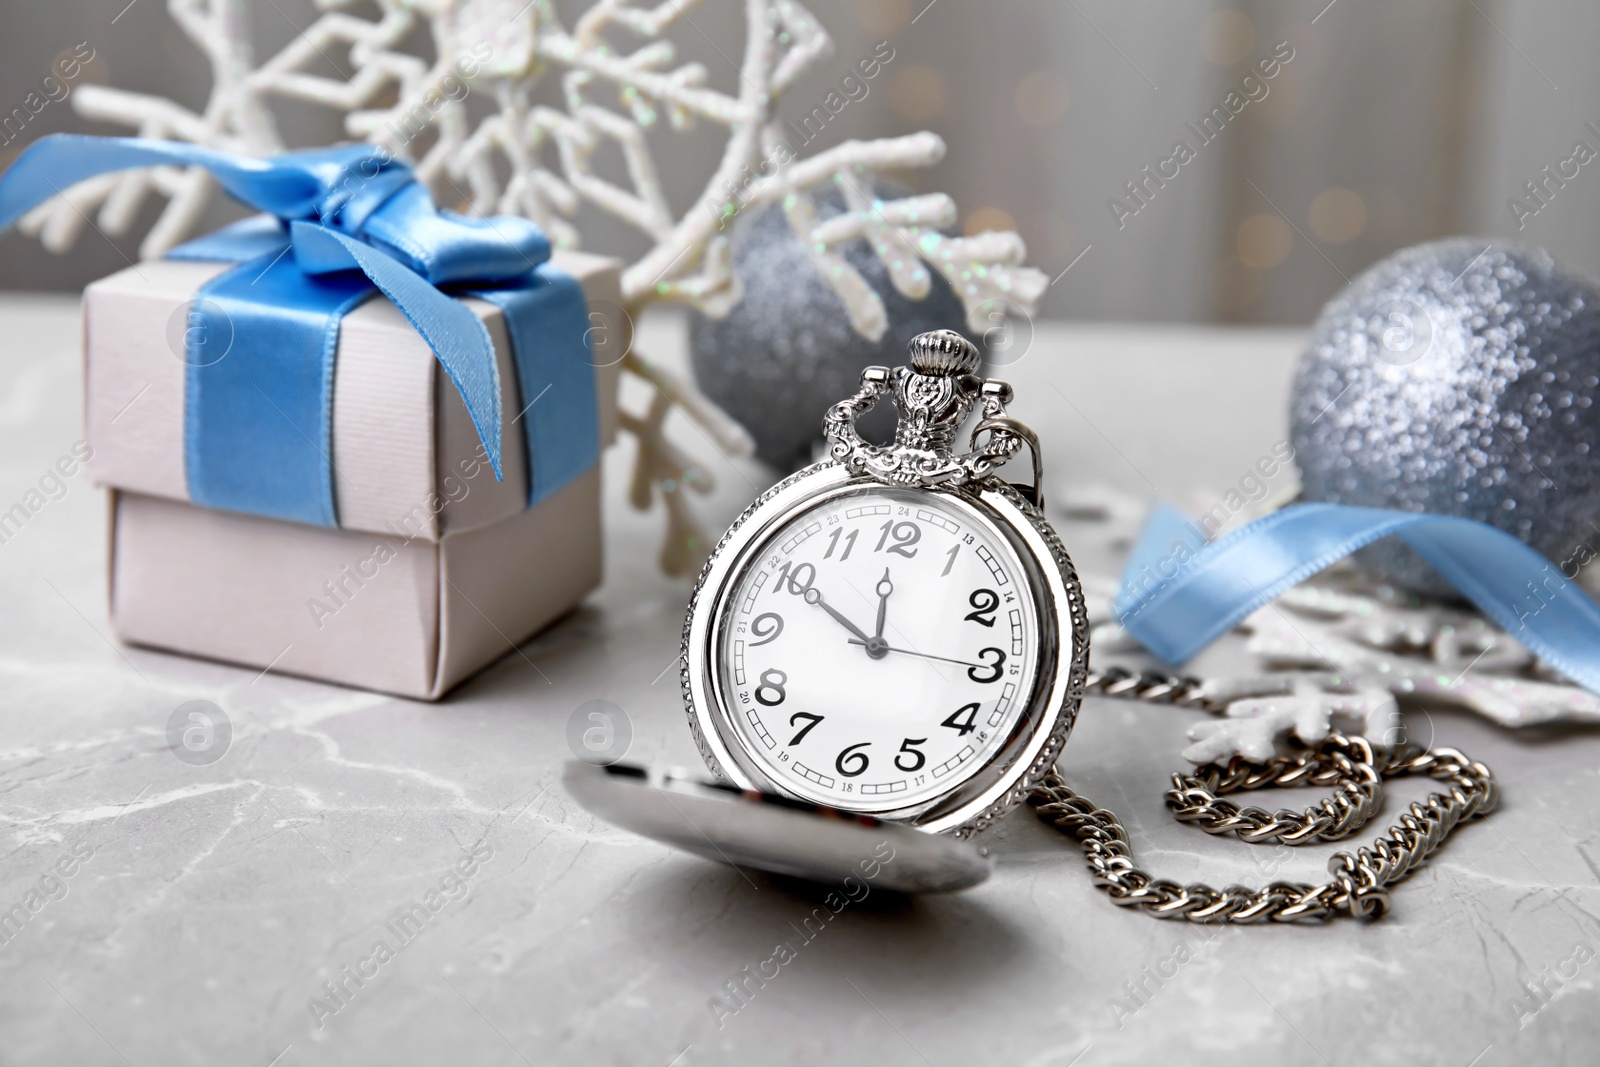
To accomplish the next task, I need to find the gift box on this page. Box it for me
[0,136,627,699]
[87,251,623,699]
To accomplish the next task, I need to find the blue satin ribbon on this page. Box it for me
[0,135,599,525]
[1115,502,1600,695]
[472,269,598,504]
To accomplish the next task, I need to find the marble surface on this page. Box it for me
[2,301,1598,1067]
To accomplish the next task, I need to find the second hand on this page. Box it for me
[846,639,985,671]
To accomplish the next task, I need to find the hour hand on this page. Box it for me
[874,568,893,641]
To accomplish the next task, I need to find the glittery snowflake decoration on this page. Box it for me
[1180,675,1401,765]
[1091,563,1600,764]
[1239,567,1600,729]
[18,0,1048,574]
[1056,476,1600,760]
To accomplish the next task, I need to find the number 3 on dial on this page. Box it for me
[967,648,1005,683]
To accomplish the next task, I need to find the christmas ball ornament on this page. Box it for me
[1291,238,1600,594]
[690,186,975,471]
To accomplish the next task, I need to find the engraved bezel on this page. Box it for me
[681,460,1088,837]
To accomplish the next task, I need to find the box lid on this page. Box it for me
[84,250,623,542]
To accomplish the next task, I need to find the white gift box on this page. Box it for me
[84,250,626,698]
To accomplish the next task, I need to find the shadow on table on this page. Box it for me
[618,854,1034,996]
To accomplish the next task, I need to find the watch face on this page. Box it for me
[711,485,1042,812]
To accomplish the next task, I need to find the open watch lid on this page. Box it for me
[564,761,993,894]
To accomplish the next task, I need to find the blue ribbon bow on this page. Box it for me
[1116,501,1600,696]
[0,135,598,527]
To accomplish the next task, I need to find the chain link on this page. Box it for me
[1082,664,1221,711]
[1033,668,1499,922]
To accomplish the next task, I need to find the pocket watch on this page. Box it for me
[578,330,1498,915]
[680,330,1089,837]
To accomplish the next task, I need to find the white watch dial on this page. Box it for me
[713,486,1040,811]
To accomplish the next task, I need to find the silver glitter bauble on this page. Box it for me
[689,185,973,471]
[1291,238,1600,594]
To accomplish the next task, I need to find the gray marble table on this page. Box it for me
[2,301,1597,1067]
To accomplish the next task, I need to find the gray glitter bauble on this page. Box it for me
[690,186,974,471]
[1290,238,1600,594]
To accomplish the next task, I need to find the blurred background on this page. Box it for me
[3,0,1599,325]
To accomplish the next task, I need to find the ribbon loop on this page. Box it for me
[0,136,394,231]
[349,183,551,286]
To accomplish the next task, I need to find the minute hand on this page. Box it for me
[805,588,873,644]
[846,639,985,671]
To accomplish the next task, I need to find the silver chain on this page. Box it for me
[1032,666,1500,922]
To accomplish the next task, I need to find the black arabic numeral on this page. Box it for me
[965,588,999,627]
[787,712,822,745]
[894,737,927,772]
[835,742,870,778]
[968,648,1005,684]
[749,612,784,647]
[942,703,978,736]
[755,668,788,706]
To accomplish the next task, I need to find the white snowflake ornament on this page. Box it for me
[1183,676,1399,765]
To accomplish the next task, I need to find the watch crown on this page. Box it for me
[907,329,980,378]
